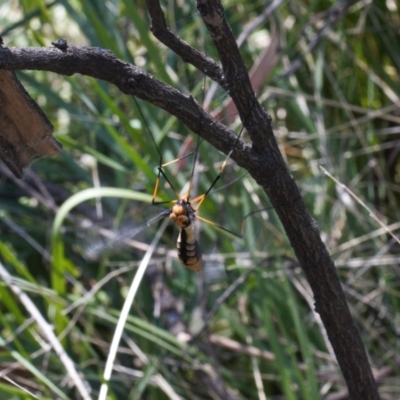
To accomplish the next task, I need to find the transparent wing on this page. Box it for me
[80,207,171,261]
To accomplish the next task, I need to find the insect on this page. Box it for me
[137,95,244,272]
[82,79,251,271]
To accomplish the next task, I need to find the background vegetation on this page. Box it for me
[0,0,399,398]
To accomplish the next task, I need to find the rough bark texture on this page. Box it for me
[0,0,380,398]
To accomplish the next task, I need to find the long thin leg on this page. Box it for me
[196,215,243,238]
[191,120,246,211]
[196,206,274,239]
[133,97,195,204]
[189,148,234,212]
[152,153,196,204]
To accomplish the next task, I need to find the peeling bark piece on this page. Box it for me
[0,70,62,178]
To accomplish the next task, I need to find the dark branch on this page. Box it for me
[196,1,380,399]
[0,45,254,171]
[196,0,274,154]
[146,0,227,90]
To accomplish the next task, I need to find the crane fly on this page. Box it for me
[83,86,248,271]
[137,95,245,273]
[150,147,242,272]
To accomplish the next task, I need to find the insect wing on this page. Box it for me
[83,207,170,260]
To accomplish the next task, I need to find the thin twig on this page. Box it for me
[146,0,226,89]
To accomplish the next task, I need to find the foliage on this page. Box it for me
[0,0,399,398]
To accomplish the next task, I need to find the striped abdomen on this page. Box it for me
[169,195,203,272]
[176,224,202,272]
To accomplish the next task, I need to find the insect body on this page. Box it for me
[169,193,202,272]
[150,139,239,272]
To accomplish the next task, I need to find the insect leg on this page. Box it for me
[196,214,243,238]
[152,152,197,205]
[189,147,234,212]
[196,207,273,239]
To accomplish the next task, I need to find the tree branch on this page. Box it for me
[195,1,380,399]
[0,45,251,166]
[146,0,227,90]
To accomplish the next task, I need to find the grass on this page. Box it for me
[0,0,399,398]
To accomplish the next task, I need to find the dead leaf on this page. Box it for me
[0,70,62,178]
